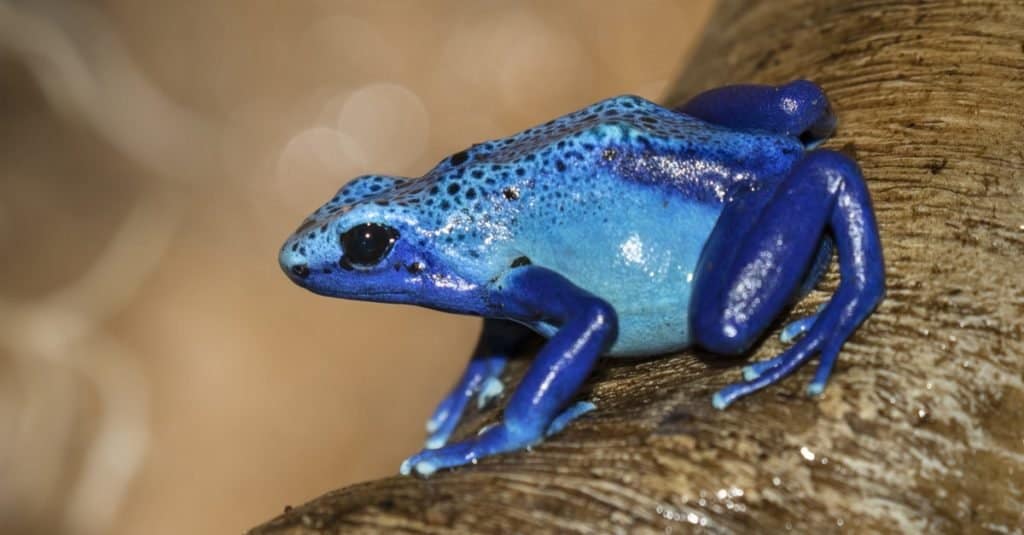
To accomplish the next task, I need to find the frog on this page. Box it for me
[278,80,885,478]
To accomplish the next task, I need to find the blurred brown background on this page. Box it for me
[0,1,714,533]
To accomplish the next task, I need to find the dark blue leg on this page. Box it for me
[690,150,885,408]
[775,238,832,344]
[424,319,533,449]
[401,267,617,477]
[677,80,836,146]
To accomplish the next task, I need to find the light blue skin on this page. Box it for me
[279,81,885,478]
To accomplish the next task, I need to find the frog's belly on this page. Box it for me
[530,274,694,356]
[605,283,693,356]
[525,195,722,357]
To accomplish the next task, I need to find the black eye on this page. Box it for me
[340,223,399,267]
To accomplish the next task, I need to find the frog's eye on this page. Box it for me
[340,223,399,268]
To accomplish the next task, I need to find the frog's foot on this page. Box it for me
[425,356,506,450]
[716,299,862,408]
[778,304,826,344]
[714,333,826,409]
[545,401,596,437]
[403,401,596,478]
[402,422,533,477]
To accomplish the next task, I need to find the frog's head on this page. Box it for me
[279,175,493,314]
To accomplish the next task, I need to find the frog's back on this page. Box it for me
[485,95,803,202]
[373,95,803,212]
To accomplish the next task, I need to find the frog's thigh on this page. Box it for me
[690,150,850,356]
[676,80,835,144]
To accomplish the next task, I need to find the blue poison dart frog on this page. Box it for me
[279,81,885,477]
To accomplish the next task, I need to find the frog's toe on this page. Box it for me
[742,356,782,381]
[400,446,467,478]
[742,346,804,380]
[399,456,439,478]
[476,376,505,409]
[424,395,468,449]
[779,304,826,344]
[423,435,446,450]
[780,314,817,344]
[425,397,456,434]
[806,339,843,397]
[544,401,596,437]
[424,413,465,450]
[713,335,822,409]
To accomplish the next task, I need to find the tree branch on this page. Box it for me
[250,1,1024,532]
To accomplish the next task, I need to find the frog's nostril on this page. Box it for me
[290,263,310,279]
[279,243,310,280]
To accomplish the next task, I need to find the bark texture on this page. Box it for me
[249,1,1024,532]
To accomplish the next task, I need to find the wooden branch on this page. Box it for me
[249,1,1024,532]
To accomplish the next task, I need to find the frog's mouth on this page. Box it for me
[279,228,494,316]
[302,284,411,302]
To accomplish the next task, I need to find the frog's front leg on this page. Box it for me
[425,319,535,449]
[690,150,885,408]
[401,267,617,477]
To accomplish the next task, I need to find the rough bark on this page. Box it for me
[249,1,1024,532]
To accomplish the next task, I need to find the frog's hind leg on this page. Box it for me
[677,80,836,147]
[689,150,884,408]
[777,238,833,344]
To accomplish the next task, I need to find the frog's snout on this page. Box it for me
[279,242,310,282]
